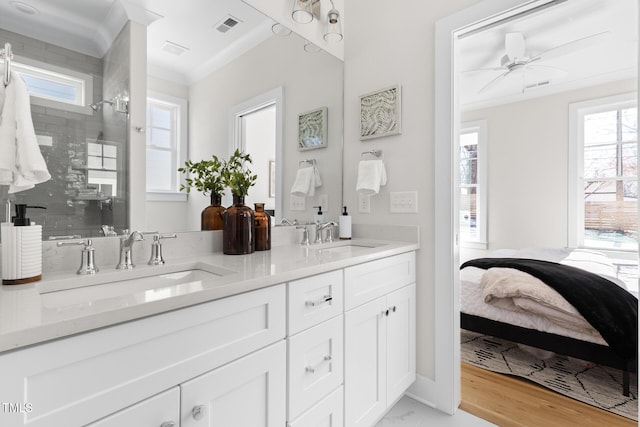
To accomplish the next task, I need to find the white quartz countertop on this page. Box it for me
[0,238,418,353]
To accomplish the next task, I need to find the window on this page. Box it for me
[146,92,188,201]
[459,120,487,249]
[569,93,637,252]
[12,56,93,114]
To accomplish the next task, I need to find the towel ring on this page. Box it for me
[298,159,316,167]
[361,150,382,158]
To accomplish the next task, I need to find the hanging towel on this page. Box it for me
[291,166,322,197]
[356,160,387,195]
[0,71,50,193]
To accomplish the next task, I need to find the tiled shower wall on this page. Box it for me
[0,28,129,239]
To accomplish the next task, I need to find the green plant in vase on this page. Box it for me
[221,149,258,255]
[178,155,226,230]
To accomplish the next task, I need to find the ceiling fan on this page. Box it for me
[469,30,611,94]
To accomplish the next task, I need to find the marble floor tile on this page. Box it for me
[375,396,496,427]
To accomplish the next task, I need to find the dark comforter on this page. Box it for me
[461,257,638,360]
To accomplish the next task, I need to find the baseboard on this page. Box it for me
[405,374,438,409]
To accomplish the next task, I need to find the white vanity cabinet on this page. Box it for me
[0,284,286,427]
[344,252,416,427]
[287,270,345,426]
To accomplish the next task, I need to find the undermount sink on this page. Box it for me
[311,241,385,255]
[40,267,233,309]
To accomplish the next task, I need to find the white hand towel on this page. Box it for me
[356,160,387,195]
[291,166,323,197]
[7,72,51,193]
[291,166,315,196]
[0,74,17,186]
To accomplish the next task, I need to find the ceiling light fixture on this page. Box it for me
[292,0,343,44]
[272,23,292,37]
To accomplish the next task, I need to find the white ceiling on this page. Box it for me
[0,0,273,85]
[459,0,637,111]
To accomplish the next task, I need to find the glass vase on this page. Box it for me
[201,193,226,231]
[254,203,271,251]
[223,195,255,255]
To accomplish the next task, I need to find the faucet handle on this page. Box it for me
[324,222,337,243]
[296,225,310,245]
[148,233,177,266]
[57,239,98,275]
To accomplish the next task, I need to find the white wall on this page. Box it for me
[188,34,343,228]
[343,0,477,384]
[145,76,191,232]
[461,78,637,261]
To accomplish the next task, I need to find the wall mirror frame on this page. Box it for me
[0,0,345,238]
[434,0,638,414]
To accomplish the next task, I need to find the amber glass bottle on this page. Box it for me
[201,193,226,231]
[223,195,255,254]
[254,203,271,251]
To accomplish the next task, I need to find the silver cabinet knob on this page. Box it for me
[160,422,176,427]
[192,405,206,421]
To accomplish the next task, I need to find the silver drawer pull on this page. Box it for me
[160,422,176,427]
[305,295,332,307]
[305,355,332,373]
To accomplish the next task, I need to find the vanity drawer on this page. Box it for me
[0,284,286,427]
[288,385,344,427]
[344,252,415,310]
[288,315,344,420]
[288,270,343,335]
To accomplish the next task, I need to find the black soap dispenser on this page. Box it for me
[313,205,325,223]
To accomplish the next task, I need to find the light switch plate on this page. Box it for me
[318,194,328,213]
[390,191,418,213]
[290,195,306,211]
[358,193,371,213]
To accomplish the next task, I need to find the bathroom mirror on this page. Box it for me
[0,0,344,238]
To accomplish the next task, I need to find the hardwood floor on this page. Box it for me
[460,362,637,427]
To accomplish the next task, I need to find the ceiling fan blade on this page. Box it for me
[531,31,611,62]
[461,66,505,74]
[505,32,526,61]
[478,70,511,94]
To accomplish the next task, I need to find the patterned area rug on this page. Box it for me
[461,330,638,421]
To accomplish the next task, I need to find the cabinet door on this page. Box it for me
[181,341,286,427]
[386,283,416,404]
[86,387,179,427]
[344,296,387,427]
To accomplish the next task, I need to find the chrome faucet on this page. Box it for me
[280,218,298,226]
[315,221,338,244]
[116,229,144,270]
[297,225,310,245]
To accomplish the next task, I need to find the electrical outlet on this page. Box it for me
[390,191,418,213]
[358,193,371,213]
[290,195,306,211]
[318,194,328,213]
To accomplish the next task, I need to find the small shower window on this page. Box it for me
[10,55,93,115]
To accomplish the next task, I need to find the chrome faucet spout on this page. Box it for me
[117,230,144,269]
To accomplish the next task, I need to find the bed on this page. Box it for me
[460,247,638,396]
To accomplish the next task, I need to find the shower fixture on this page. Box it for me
[89,95,129,114]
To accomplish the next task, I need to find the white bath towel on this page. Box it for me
[291,166,322,197]
[356,160,387,195]
[0,71,50,193]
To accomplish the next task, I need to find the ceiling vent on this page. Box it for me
[161,41,190,56]
[214,15,242,33]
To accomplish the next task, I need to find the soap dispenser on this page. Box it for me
[313,206,325,223]
[339,206,352,240]
[2,204,46,285]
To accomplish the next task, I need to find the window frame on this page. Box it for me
[12,55,93,115]
[459,119,488,249]
[568,92,637,256]
[145,91,188,202]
